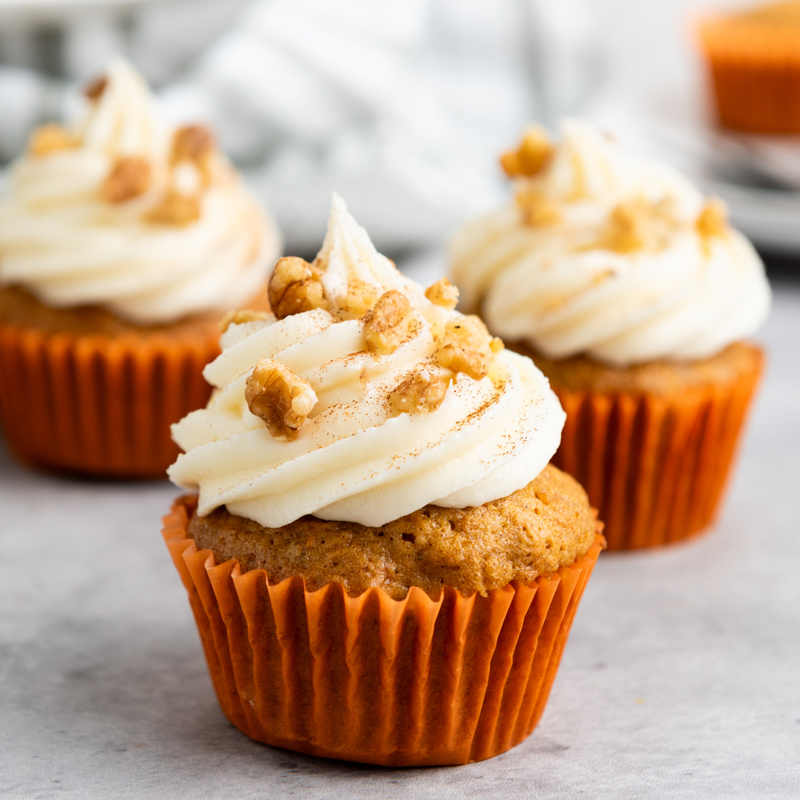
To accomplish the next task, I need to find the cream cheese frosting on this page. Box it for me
[168,194,565,529]
[0,58,281,325]
[449,119,771,366]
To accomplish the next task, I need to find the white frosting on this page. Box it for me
[168,195,565,529]
[0,59,281,325]
[450,119,771,366]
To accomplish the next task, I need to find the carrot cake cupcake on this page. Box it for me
[450,120,770,550]
[163,194,604,766]
[699,1,800,133]
[0,58,281,477]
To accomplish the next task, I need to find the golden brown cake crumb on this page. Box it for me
[187,463,602,600]
[512,339,764,397]
[0,284,270,340]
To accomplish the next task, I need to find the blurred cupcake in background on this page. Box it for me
[163,194,604,766]
[0,58,281,478]
[699,1,800,133]
[450,120,770,551]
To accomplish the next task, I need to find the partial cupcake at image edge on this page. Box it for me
[698,1,800,134]
[162,194,605,767]
[450,120,770,551]
[0,58,281,478]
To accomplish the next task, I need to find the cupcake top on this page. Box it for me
[0,59,280,326]
[169,194,565,529]
[449,119,771,367]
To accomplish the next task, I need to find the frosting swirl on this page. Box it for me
[449,119,771,366]
[0,59,280,325]
[168,195,565,529]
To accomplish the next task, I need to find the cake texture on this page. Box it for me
[164,194,604,765]
[449,120,770,549]
[699,2,800,133]
[187,462,598,601]
[0,59,280,477]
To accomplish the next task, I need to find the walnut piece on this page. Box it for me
[363,291,420,355]
[144,190,201,226]
[27,124,77,157]
[390,370,447,415]
[172,125,214,164]
[101,157,152,204]
[219,309,271,332]
[515,189,562,227]
[338,279,380,319]
[435,316,493,381]
[245,359,318,442]
[500,126,554,178]
[171,125,214,186]
[83,75,107,101]
[602,198,652,253]
[425,277,459,310]
[696,198,728,238]
[268,257,329,320]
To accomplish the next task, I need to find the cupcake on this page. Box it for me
[0,59,281,478]
[450,120,770,551]
[163,194,604,766]
[698,1,800,133]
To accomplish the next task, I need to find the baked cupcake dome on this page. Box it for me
[0,59,280,477]
[449,120,770,550]
[164,195,604,765]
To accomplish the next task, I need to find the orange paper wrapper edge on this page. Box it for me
[162,496,604,767]
[550,350,764,551]
[0,323,217,478]
[699,20,800,133]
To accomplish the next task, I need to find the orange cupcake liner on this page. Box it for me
[699,20,800,133]
[0,323,217,478]
[551,352,763,551]
[162,496,605,767]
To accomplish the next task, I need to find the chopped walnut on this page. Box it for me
[172,125,214,164]
[516,189,562,227]
[363,291,420,355]
[245,359,318,442]
[601,198,656,253]
[696,198,728,238]
[144,190,201,226]
[268,257,329,320]
[435,316,493,381]
[171,125,214,184]
[390,370,448,415]
[489,337,504,355]
[219,309,271,332]
[83,75,107,101]
[27,124,77,157]
[500,126,554,178]
[425,277,459,310]
[101,157,152,204]
[338,279,380,319]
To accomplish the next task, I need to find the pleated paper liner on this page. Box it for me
[550,348,764,551]
[0,322,217,478]
[698,17,800,133]
[163,496,605,767]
